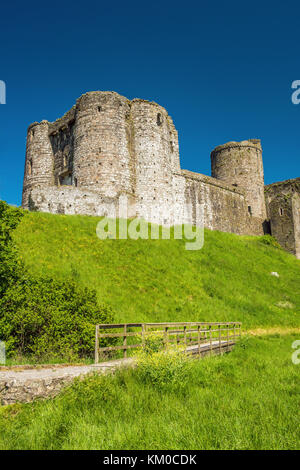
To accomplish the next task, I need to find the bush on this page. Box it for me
[0,201,114,361]
[258,235,281,249]
[0,276,114,360]
[135,334,193,391]
[0,201,24,296]
[143,331,165,354]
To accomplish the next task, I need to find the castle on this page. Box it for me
[22,91,300,258]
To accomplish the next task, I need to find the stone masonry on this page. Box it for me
[22,91,300,258]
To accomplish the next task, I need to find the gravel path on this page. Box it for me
[0,341,233,405]
[0,358,134,383]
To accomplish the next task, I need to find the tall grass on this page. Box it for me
[0,334,299,450]
[13,211,300,328]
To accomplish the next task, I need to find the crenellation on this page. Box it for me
[22,91,299,257]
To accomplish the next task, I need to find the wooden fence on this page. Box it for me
[94,321,242,363]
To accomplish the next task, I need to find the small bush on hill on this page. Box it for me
[0,201,114,361]
[0,201,24,296]
[258,234,281,249]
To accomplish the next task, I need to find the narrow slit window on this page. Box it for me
[28,159,32,176]
[248,206,252,215]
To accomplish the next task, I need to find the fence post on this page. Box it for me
[164,327,169,350]
[198,325,200,356]
[227,323,229,350]
[218,324,221,354]
[95,325,99,364]
[123,324,127,358]
[142,324,145,349]
[209,325,212,356]
[184,325,187,353]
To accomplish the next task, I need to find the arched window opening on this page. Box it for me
[157,113,162,126]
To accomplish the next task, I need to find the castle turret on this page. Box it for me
[130,99,180,222]
[211,139,266,220]
[22,121,54,209]
[72,91,134,198]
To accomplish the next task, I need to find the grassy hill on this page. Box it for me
[13,211,300,329]
[2,209,299,450]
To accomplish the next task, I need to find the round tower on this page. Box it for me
[211,139,266,219]
[73,91,134,198]
[22,120,54,209]
[130,99,180,223]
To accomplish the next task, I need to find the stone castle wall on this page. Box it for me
[265,178,300,258]
[22,90,299,254]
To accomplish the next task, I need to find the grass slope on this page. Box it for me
[13,211,300,329]
[0,334,299,450]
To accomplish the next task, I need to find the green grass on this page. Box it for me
[13,211,300,329]
[0,334,299,450]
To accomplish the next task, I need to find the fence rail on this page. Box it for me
[95,321,242,363]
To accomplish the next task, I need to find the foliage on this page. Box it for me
[0,201,24,296]
[0,202,114,360]
[0,277,113,359]
[143,331,165,354]
[135,332,192,391]
[258,234,282,249]
[0,334,299,450]
[135,345,193,391]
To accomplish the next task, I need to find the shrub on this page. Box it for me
[61,373,118,408]
[0,201,114,361]
[0,277,114,360]
[135,337,193,391]
[143,331,165,354]
[0,201,24,296]
[258,235,281,249]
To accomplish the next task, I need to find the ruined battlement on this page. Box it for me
[22,91,300,257]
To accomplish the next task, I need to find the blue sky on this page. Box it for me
[0,0,299,206]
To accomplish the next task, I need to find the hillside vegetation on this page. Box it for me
[0,202,113,361]
[13,211,300,329]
